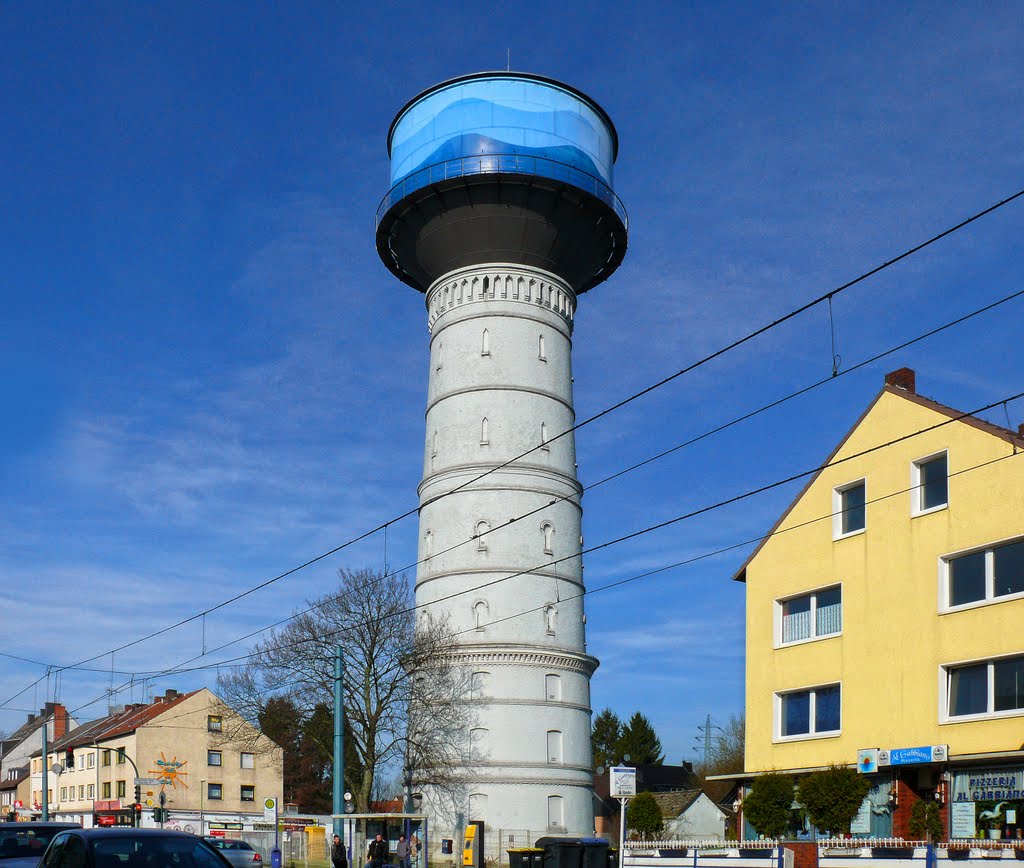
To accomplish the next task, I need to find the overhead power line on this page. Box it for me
[61,389,1024,718]
[10,187,1020,704]
[4,280,1023,716]
[70,439,1024,724]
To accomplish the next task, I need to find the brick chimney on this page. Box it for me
[51,704,68,740]
[885,367,916,393]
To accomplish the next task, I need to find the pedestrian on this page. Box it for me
[395,834,411,868]
[332,835,348,868]
[367,833,389,868]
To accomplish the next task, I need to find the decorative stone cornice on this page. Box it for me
[426,264,577,332]
[449,647,599,675]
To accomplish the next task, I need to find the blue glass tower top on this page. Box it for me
[376,72,628,294]
[387,72,618,189]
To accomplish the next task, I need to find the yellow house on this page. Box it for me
[40,687,282,832]
[734,368,1024,840]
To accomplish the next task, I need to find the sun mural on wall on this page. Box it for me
[149,753,190,789]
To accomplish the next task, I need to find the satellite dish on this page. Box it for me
[50,764,63,776]
[595,766,605,775]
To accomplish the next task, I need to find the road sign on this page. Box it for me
[135,777,163,786]
[263,797,277,822]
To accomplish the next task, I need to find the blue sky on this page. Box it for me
[2,2,1023,767]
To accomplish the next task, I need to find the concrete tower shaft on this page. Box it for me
[376,71,627,842]
[417,262,597,833]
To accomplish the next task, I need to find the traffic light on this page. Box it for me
[134,803,142,828]
[65,747,74,770]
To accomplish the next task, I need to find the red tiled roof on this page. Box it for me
[43,691,200,753]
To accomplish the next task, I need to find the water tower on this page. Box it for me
[376,71,627,840]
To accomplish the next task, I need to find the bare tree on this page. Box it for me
[217,568,472,811]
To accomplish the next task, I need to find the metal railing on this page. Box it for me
[376,154,628,231]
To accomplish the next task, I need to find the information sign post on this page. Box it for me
[610,767,637,860]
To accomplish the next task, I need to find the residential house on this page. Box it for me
[34,687,282,832]
[734,369,1024,840]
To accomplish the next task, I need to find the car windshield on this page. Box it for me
[92,838,225,868]
[0,828,69,861]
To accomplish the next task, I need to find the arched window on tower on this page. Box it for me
[541,522,554,555]
[424,531,433,559]
[469,793,488,819]
[470,728,488,760]
[435,342,442,371]
[544,603,557,636]
[431,431,438,470]
[481,329,490,356]
[475,520,490,552]
[470,671,489,699]
[540,422,549,452]
[473,600,488,631]
[545,674,561,701]
[538,333,547,361]
[546,730,563,764]
[547,796,564,830]
[480,417,489,446]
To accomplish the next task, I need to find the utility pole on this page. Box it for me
[693,714,723,767]
[41,713,49,822]
[333,645,345,841]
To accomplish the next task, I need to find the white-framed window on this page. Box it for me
[833,480,866,538]
[943,652,1024,721]
[776,585,842,645]
[240,752,255,769]
[78,785,85,800]
[87,784,95,799]
[775,683,841,740]
[60,787,67,801]
[912,451,948,515]
[86,752,95,769]
[208,750,222,766]
[942,536,1024,609]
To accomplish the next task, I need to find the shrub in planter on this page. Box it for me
[796,765,871,836]
[908,800,943,842]
[743,772,795,839]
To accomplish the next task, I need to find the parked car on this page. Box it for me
[201,839,262,867]
[39,828,229,868]
[0,824,80,868]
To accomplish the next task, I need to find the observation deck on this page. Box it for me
[375,71,628,294]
